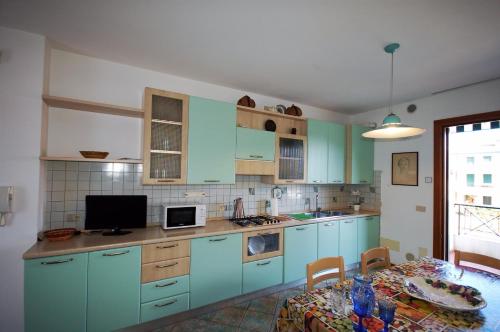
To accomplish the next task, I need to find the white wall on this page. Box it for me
[0,27,46,331]
[349,79,500,263]
[48,49,349,158]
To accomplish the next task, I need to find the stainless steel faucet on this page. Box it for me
[315,193,321,212]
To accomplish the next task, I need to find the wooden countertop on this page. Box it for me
[23,210,380,259]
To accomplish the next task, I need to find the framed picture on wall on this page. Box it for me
[392,152,418,186]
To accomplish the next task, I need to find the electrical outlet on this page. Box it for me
[305,198,310,205]
[248,188,255,195]
[416,205,426,212]
[332,197,337,202]
[216,204,225,212]
[66,213,80,223]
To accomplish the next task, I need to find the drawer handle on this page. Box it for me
[366,217,373,221]
[313,180,322,183]
[249,155,263,159]
[209,237,227,242]
[156,243,179,249]
[156,262,178,269]
[102,250,130,257]
[360,180,368,183]
[257,261,271,266]
[155,280,178,288]
[41,258,74,265]
[154,299,178,307]
[344,220,354,224]
[323,223,334,227]
[204,180,220,183]
[285,180,295,183]
[258,232,272,236]
[157,179,175,183]
[296,227,306,231]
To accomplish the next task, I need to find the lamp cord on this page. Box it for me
[389,52,394,115]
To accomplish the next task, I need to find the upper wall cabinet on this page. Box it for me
[307,120,345,184]
[187,96,236,184]
[346,125,374,184]
[236,127,275,161]
[264,133,307,184]
[143,88,189,184]
[327,122,346,184]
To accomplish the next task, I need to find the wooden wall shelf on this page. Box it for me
[236,105,306,121]
[43,95,144,118]
[237,105,307,135]
[40,156,143,164]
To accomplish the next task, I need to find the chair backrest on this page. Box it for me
[361,247,391,275]
[454,250,500,270]
[306,256,345,291]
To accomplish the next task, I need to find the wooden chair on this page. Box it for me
[454,250,500,270]
[306,256,345,291]
[361,247,391,275]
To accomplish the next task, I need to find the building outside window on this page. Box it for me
[466,174,475,187]
[466,156,475,165]
[483,155,492,163]
[483,196,492,205]
[483,174,492,184]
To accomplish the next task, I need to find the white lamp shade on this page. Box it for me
[362,125,426,139]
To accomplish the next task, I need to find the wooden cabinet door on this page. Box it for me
[284,224,318,282]
[236,127,275,161]
[143,88,189,184]
[87,246,141,332]
[327,122,346,184]
[348,125,374,184]
[187,96,236,184]
[357,216,380,256]
[318,221,340,259]
[339,218,358,265]
[307,119,329,184]
[190,233,242,308]
[25,253,88,332]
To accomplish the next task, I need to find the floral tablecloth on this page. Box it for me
[277,257,500,331]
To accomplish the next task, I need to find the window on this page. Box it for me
[464,194,476,204]
[466,174,475,187]
[483,174,492,184]
[466,157,475,165]
[483,196,492,205]
[483,156,492,162]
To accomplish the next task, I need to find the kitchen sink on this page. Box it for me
[287,210,353,221]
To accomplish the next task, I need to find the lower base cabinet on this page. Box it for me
[357,216,381,256]
[318,220,340,258]
[190,233,243,308]
[284,224,318,283]
[140,293,190,323]
[243,256,283,293]
[25,253,88,332]
[87,246,141,332]
[339,218,358,266]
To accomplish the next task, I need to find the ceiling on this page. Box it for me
[1,0,500,114]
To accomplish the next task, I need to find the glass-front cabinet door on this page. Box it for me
[143,88,189,184]
[275,134,307,183]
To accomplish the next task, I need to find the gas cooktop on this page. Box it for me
[229,215,282,227]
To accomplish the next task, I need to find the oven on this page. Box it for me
[243,228,283,262]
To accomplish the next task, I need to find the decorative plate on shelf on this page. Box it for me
[403,276,486,312]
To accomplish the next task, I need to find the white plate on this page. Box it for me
[402,277,487,312]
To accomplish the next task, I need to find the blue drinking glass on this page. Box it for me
[351,274,375,332]
[378,299,397,332]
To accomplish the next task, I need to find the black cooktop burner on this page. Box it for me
[230,215,281,227]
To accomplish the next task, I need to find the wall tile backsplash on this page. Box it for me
[43,161,381,230]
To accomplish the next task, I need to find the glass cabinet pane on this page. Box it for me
[149,154,181,179]
[150,123,182,152]
[278,137,304,180]
[152,95,183,122]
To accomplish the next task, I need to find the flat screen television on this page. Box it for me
[85,195,147,236]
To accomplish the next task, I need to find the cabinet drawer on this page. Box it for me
[142,240,190,263]
[140,293,189,323]
[142,257,190,283]
[141,275,189,303]
[243,256,283,294]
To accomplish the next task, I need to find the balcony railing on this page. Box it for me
[455,203,500,239]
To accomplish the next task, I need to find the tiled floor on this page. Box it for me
[150,270,359,332]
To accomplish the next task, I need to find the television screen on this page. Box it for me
[85,195,147,230]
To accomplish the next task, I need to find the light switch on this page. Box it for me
[416,205,426,212]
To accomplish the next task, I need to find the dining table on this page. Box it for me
[276,257,500,332]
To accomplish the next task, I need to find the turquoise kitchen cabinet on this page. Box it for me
[243,256,283,293]
[327,123,346,184]
[187,96,236,184]
[339,218,358,265]
[190,233,243,308]
[347,125,374,184]
[141,275,189,303]
[87,246,141,332]
[284,224,318,282]
[307,119,330,184]
[357,216,381,256]
[25,253,88,332]
[318,220,340,259]
[236,127,275,161]
[140,293,189,323]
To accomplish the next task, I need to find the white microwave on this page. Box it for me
[161,204,206,230]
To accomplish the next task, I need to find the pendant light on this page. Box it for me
[362,43,425,139]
